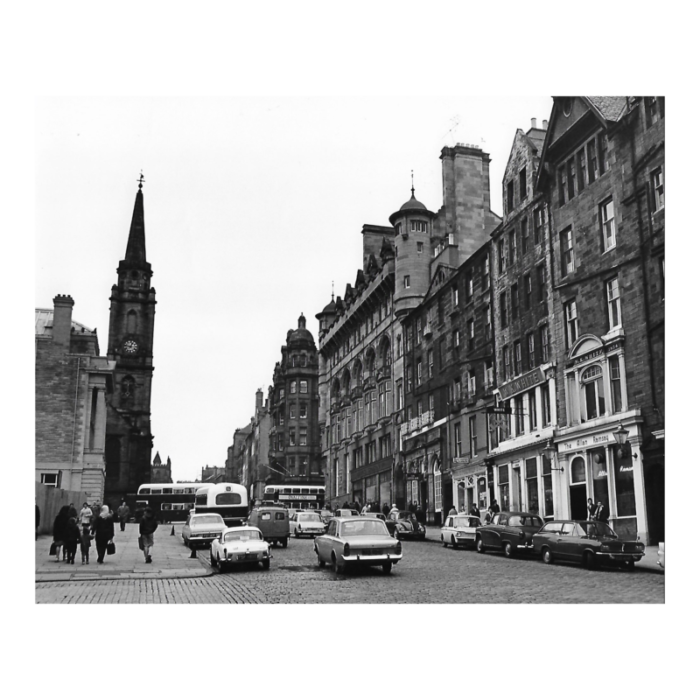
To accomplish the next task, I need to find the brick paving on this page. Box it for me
[36,525,664,604]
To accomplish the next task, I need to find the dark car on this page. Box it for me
[532,520,645,570]
[475,511,544,557]
[385,511,426,540]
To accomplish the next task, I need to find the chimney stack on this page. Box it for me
[542,119,549,130]
[531,118,537,129]
[255,388,263,410]
[52,295,74,347]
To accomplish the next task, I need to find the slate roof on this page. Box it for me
[586,96,629,122]
[35,308,94,336]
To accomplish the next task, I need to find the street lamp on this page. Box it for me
[612,423,637,459]
[541,441,564,471]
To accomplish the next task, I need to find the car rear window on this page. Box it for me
[193,515,224,525]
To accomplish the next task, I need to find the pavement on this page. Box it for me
[35,522,212,582]
[421,524,662,573]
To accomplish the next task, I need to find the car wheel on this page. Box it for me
[451,535,457,549]
[294,529,300,539]
[210,549,215,566]
[503,541,515,558]
[542,547,553,565]
[622,560,635,571]
[282,538,288,548]
[216,554,226,573]
[262,558,270,570]
[316,550,326,568]
[382,562,393,574]
[584,551,597,570]
[476,536,485,554]
[332,553,344,574]
[441,536,447,548]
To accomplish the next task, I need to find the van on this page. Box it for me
[247,506,289,548]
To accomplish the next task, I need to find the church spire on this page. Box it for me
[124,176,147,266]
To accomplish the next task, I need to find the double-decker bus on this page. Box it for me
[194,482,248,526]
[135,483,201,523]
[263,484,326,511]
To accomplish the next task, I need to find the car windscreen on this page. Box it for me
[192,515,224,525]
[224,530,262,542]
[299,513,321,522]
[454,517,480,528]
[588,522,617,538]
[340,520,388,537]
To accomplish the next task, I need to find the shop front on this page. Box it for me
[452,459,489,517]
[350,456,393,510]
[400,425,444,524]
[555,415,647,542]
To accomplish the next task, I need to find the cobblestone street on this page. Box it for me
[36,533,664,604]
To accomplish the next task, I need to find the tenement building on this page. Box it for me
[487,120,559,520]
[266,314,323,502]
[105,181,157,505]
[35,295,115,502]
[538,96,664,543]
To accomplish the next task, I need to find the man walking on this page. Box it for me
[139,507,158,564]
[117,500,130,532]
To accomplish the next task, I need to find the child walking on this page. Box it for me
[63,517,81,565]
[79,522,92,564]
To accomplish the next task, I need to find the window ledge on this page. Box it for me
[602,327,625,343]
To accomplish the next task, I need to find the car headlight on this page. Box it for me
[600,545,610,552]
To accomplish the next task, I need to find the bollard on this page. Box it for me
[170,525,175,536]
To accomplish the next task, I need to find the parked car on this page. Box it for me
[314,516,402,574]
[475,511,544,557]
[532,520,645,570]
[290,511,327,538]
[182,512,226,549]
[362,512,387,522]
[314,509,334,525]
[247,506,290,548]
[334,508,360,517]
[385,511,426,540]
[441,514,481,549]
[657,541,664,569]
[209,526,272,573]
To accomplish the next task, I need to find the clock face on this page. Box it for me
[123,339,139,355]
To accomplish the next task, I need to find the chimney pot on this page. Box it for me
[531,118,537,129]
[543,119,549,129]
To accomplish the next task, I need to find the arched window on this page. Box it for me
[341,369,351,396]
[331,378,341,400]
[126,310,137,334]
[365,347,376,376]
[379,336,391,368]
[581,365,605,421]
[352,359,363,388]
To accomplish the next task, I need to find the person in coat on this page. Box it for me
[92,505,115,564]
[117,500,131,532]
[52,505,71,562]
[491,501,500,514]
[62,517,81,564]
[139,507,159,564]
[448,505,458,516]
[587,498,597,520]
[469,504,480,518]
[594,501,610,523]
[79,502,93,527]
[382,503,390,516]
[79,523,92,564]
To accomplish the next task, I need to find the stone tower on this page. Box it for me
[105,180,156,505]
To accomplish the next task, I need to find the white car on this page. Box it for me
[441,514,482,549]
[209,526,271,573]
[314,516,402,574]
[182,512,226,549]
[657,541,665,569]
[290,511,326,538]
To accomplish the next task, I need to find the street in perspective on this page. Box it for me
[36,96,665,604]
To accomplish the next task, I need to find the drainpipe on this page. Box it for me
[71,356,82,471]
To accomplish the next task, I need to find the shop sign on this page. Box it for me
[498,368,545,401]
[619,464,633,472]
[561,433,612,452]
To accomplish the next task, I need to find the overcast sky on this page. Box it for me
[35,96,553,482]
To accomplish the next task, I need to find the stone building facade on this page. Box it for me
[105,183,156,505]
[35,295,115,502]
[538,96,665,543]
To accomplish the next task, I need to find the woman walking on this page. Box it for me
[52,505,71,562]
[139,507,158,564]
[92,505,115,564]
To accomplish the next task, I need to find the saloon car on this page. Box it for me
[334,508,360,517]
[314,509,334,525]
[209,526,272,572]
[385,511,426,540]
[182,512,227,549]
[441,514,482,549]
[290,511,326,538]
[532,520,645,570]
[314,516,402,574]
[475,511,544,557]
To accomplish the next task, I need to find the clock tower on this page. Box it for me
[105,177,156,505]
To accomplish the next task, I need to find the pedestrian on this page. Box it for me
[594,501,610,523]
[361,503,369,514]
[67,502,78,520]
[63,517,81,564]
[90,501,101,527]
[117,500,130,532]
[469,504,480,517]
[36,502,40,541]
[139,506,159,564]
[484,506,494,524]
[587,498,597,520]
[491,500,500,514]
[382,502,390,516]
[389,503,399,516]
[92,505,115,564]
[52,505,71,562]
[79,502,93,528]
[79,524,92,564]
[448,505,458,516]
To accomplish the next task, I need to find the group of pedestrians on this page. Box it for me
[49,498,159,565]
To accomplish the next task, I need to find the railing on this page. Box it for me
[400,410,435,436]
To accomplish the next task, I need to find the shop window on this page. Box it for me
[498,465,510,510]
[525,458,539,514]
[542,455,553,517]
[581,365,605,421]
[614,452,636,516]
[592,450,610,509]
